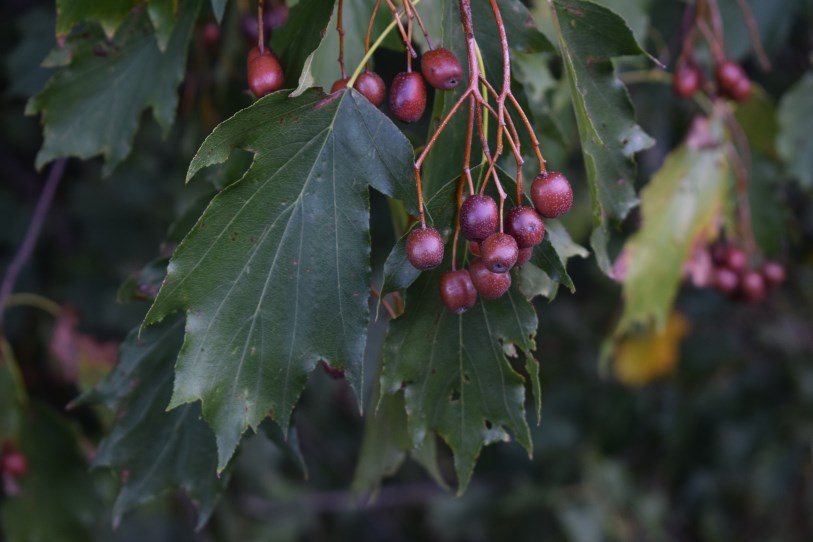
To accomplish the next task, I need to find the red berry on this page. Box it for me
[740,271,765,303]
[459,195,498,241]
[531,171,573,218]
[673,62,702,98]
[515,247,534,267]
[762,261,786,286]
[247,47,285,97]
[469,259,511,300]
[716,60,750,102]
[504,206,545,248]
[406,227,444,270]
[481,232,518,273]
[710,242,729,265]
[265,2,289,29]
[354,71,386,106]
[421,48,463,90]
[201,22,220,49]
[439,270,478,314]
[390,72,427,123]
[331,78,349,93]
[725,247,748,272]
[2,450,27,478]
[714,268,739,295]
[468,240,481,257]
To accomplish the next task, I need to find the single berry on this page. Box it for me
[468,240,481,257]
[331,78,349,93]
[729,76,752,102]
[505,206,545,248]
[716,60,750,102]
[265,2,289,29]
[460,195,498,241]
[710,242,729,265]
[714,268,739,295]
[673,62,702,98]
[390,71,427,123]
[2,450,27,478]
[531,171,573,218]
[406,227,444,270]
[241,14,261,46]
[481,232,519,273]
[354,71,386,106]
[201,22,221,49]
[439,269,478,314]
[515,247,534,268]
[247,47,285,97]
[421,48,463,90]
[724,247,747,272]
[469,258,512,300]
[762,261,786,286]
[740,271,765,303]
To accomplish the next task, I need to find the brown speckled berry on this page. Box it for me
[247,47,285,97]
[505,206,545,248]
[515,247,534,268]
[460,195,498,241]
[406,227,444,271]
[354,71,386,106]
[390,72,427,123]
[421,48,463,90]
[439,269,478,314]
[469,258,511,299]
[481,232,518,273]
[331,78,349,92]
[531,171,573,218]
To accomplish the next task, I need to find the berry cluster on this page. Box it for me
[330,0,463,124]
[670,0,766,103]
[707,243,785,303]
[407,171,573,313]
[244,1,288,98]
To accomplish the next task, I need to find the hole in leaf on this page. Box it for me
[484,419,493,430]
[449,389,461,402]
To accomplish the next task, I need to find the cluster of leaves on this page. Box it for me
[1,0,812,538]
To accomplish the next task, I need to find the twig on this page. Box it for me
[735,0,771,71]
[337,0,346,78]
[0,159,68,334]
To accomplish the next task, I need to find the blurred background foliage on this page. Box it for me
[1,0,813,540]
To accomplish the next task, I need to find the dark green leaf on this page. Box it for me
[91,317,226,528]
[521,219,587,299]
[28,0,200,175]
[144,89,414,470]
[270,0,336,90]
[777,72,813,189]
[551,0,654,273]
[55,0,134,38]
[148,0,180,51]
[381,268,537,493]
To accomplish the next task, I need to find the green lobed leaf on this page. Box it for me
[776,72,813,189]
[616,114,731,335]
[88,317,227,529]
[28,0,201,175]
[270,0,336,91]
[550,0,654,273]
[520,219,588,300]
[380,269,537,493]
[148,0,180,51]
[55,0,134,39]
[145,89,415,470]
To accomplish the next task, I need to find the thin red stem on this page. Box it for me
[337,0,346,78]
[364,0,382,71]
[257,0,265,53]
[0,159,68,334]
[385,0,417,58]
[735,0,771,71]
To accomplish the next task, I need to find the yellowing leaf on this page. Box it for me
[614,312,690,386]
